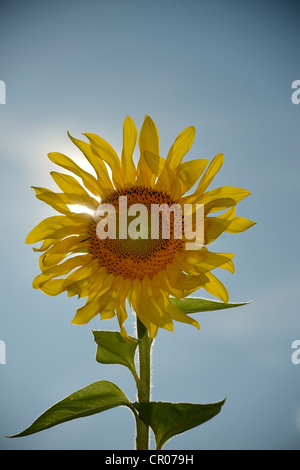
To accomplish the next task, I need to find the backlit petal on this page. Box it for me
[166,126,195,170]
[136,115,159,187]
[203,272,229,303]
[48,152,102,197]
[121,116,137,185]
[83,132,123,189]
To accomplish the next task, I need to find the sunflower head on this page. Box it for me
[26,115,255,340]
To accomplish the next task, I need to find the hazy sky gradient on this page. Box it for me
[0,0,299,449]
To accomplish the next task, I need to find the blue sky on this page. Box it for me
[0,0,299,450]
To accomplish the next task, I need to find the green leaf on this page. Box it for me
[8,380,133,438]
[134,399,225,450]
[170,296,250,314]
[92,330,139,379]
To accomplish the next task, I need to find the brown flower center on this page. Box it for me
[88,186,183,280]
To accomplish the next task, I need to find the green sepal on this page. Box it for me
[92,330,139,380]
[133,399,225,450]
[7,380,134,438]
[171,296,251,314]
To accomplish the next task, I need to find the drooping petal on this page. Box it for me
[165,299,200,330]
[65,267,107,298]
[115,278,133,342]
[219,259,235,274]
[71,274,115,324]
[140,279,174,331]
[71,293,101,324]
[130,279,159,339]
[203,272,229,303]
[39,268,101,297]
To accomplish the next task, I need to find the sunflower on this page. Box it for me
[25,115,255,340]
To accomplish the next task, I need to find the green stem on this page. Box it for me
[135,317,152,450]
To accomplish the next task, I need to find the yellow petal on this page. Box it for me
[25,213,91,244]
[121,116,137,184]
[143,151,179,195]
[83,132,123,189]
[98,291,118,320]
[68,261,99,281]
[203,272,229,303]
[136,115,159,187]
[157,267,208,298]
[71,274,115,324]
[204,215,234,245]
[39,269,102,298]
[71,293,101,324]
[166,126,195,171]
[140,279,174,331]
[117,305,135,343]
[26,215,76,244]
[130,279,159,338]
[42,223,89,240]
[65,267,107,298]
[33,186,97,214]
[175,248,235,275]
[48,152,102,197]
[166,299,200,330]
[97,276,130,321]
[116,280,137,343]
[50,172,98,211]
[199,186,251,212]
[39,279,66,296]
[216,206,236,221]
[226,216,256,233]
[115,278,133,341]
[67,132,114,195]
[39,252,63,271]
[33,255,90,288]
[175,158,209,195]
[32,239,55,252]
[203,197,237,215]
[143,151,166,184]
[32,187,70,215]
[219,259,235,274]
[61,194,98,212]
[42,234,88,255]
[182,153,224,204]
